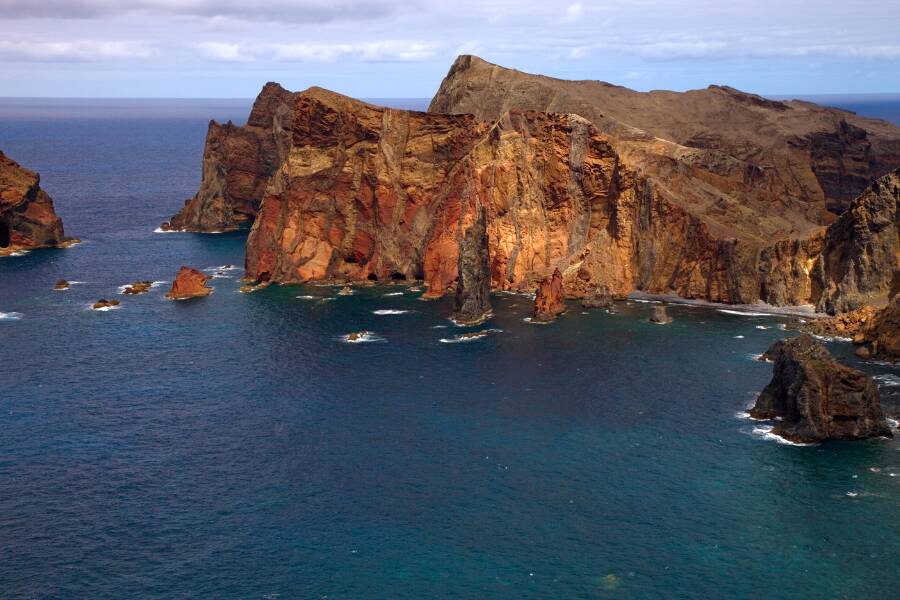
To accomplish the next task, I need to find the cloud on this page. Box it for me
[0,39,157,61]
[567,46,587,59]
[196,41,251,62]
[0,0,398,23]
[563,3,583,23]
[199,40,439,63]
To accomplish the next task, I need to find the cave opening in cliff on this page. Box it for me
[0,219,9,248]
[390,272,407,281]
[367,273,378,281]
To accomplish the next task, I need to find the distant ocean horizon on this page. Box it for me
[1,93,898,125]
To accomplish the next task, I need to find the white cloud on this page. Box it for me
[0,0,399,23]
[563,3,583,23]
[568,46,587,59]
[0,39,157,61]
[196,41,251,62]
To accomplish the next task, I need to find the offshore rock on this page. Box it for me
[792,305,878,339]
[532,268,565,322]
[813,168,899,314]
[430,55,900,215]
[163,83,297,232]
[452,208,492,325]
[750,334,892,442]
[581,285,615,310]
[166,266,212,299]
[1,151,76,255]
[649,305,672,324]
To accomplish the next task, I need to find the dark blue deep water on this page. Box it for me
[1,98,900,599]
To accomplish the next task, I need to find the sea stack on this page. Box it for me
[451,209,492,325]
[582,285,615,310]
[1,151,77,256]
[750,335,892,442]
[532,268,565,322]
[166,266,213,300]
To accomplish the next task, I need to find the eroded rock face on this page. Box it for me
[452,208,492,325]
[582,285,615,310]
[166,266,212,299]
[430,55,900,215]
[532,268,565,322]
[163,83,297,232]
[862,294,900,362]
[750,334,892,442]
[0,151,75,255]
[813,168,899,314]
[244,88,840,306]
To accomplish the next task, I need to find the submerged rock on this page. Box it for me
[337,286,354,296]
[122,280,153,295]
[1,151,77,256]
[166,266,212,300]
[750,334,892,442]
[92,298,120,310]
[451,208,492,325]
[649,305,672,324]
[532,268,565,322]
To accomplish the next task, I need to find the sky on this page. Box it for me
[0,0,899,98]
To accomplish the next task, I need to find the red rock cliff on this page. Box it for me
[163,82,297,232]
[0,151,75,256]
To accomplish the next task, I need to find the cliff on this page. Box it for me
[241,87,898,310]
[750,335,892,442]
[0,151,75,256]
[430,55,900,215]
[162,82,297,232]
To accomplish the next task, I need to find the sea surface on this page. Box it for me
[1,97,900,599]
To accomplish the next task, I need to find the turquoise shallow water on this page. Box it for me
[1,99,900,599]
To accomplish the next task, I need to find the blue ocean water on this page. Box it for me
[1,97,900,599]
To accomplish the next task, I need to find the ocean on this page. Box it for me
[1,96,899,599]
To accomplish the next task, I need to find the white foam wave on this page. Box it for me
[755,325,770,330]
[440,328,502,343]
[373,309,409,315]
[341,331,384,344]
[431,325,448,329]
[812,334,853,343]
[734,335,745,339]
[874,374,900,387]
[718,309,774,317]
[748,353,767,361]
[0,311,23,320]
[750,424,814,446]
[523,317,551,325]
[91,305,121,312]
[296,295,316,300]
[633,299,661,304]
[383,292,404,297]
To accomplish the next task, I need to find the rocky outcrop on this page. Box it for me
[793,305,878,339]
[166,266,212,299]
[650,305,672,324]
[123,281,153,295]
[750,334,892,442]
[582,285,615,310]
[813,168,899,314]
[532,268,565,322]
[430,55,900,215]
[856,294,900,361]
[452,208,492,325]
[162,83,297,232]
[1,151,76,255]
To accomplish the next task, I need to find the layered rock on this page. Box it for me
[430,55,900,215]
[162,83,297,232]
[452,207,492,325]
[858,294,900,362]
[581,285,615,310]
[750,334,892,442]
[0,151,76,255]
[812,168,899,314]
[532,268,565,322]
[166,266,212,299]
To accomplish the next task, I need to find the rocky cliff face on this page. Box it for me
[813,168,899,314]
[452,207,492,325]
[430,55,900,215]
[0,151,75,256]
[241,87,896,312]
[162,83,296,232]
[861,294,900,361]
[750,335,892,442]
